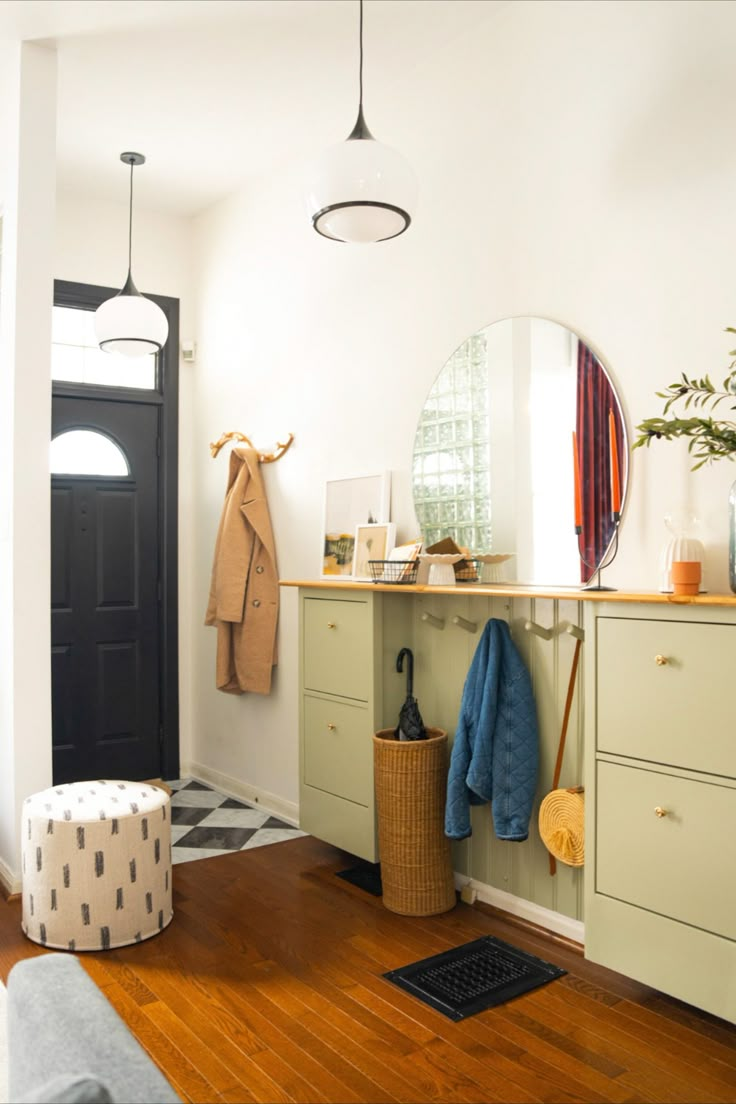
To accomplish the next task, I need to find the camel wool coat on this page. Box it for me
[205,447,279,694]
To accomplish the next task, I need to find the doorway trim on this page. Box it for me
[53,278,180,779]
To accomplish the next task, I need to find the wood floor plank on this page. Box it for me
[248,961,454,1103]
[214,971,369,1103]
[3,835,736,1104]
[521,985,721,1104]
[609,997,736,1072]
[312,918,627,1103]
[247,970,402,1104]
[96,979,221,1103]
[542,979,736,1097]
[320,943,598,1104]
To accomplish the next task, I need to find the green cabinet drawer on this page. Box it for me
[300,784,377,863]
[303,597,371,701]
[596,760,736,940]
[303,694,373,806]
[597,617,736,777]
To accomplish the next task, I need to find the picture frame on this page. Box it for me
[352,522,397,581]
[322,472,391,579]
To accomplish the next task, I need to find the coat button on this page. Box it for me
[255,565,264,574]
[252,599,261,607]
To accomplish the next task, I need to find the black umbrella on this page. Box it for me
[395,647,427,741]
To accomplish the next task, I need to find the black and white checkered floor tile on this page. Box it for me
[167,778,306,865]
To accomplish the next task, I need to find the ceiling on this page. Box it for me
[0,0,507,217]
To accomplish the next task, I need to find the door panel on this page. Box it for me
[51,396,161,783]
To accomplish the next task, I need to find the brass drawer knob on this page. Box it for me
[327,723,337,731]
[327,622,336,629]
[654,806,668,817]
[655,654,668,666]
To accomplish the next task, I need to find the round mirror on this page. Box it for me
[412,316,627,586]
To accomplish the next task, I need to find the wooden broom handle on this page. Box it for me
[551,637,582,792]
[548,636,583,875]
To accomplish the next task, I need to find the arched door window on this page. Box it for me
[50,429,130,476]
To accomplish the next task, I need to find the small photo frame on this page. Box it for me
[322,472,391,579]
[352,522,397,581]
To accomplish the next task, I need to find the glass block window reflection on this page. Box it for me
[51,305,156,389]
[413,332,491,550]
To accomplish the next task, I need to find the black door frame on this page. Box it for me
[53,278,180,779]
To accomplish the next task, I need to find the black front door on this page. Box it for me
[51,396,161,783]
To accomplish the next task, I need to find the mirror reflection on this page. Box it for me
[412,317,627,586]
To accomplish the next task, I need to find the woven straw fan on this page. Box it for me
[538,637,584,873]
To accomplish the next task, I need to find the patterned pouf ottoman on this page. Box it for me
[21,780,172,951]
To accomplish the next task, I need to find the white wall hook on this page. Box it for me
[524,619,554,640]
[565,623,585,642]
[421,612,445,630]
[452,615,478,633]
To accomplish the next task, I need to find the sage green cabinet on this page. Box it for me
[597,616,736,776]
[586,603,736,1024]
[298,590,385,862]
[596,758,736,941]
[303,597,372,702]
[303,694,373,806]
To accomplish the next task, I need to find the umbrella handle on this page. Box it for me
[396,647,414,697]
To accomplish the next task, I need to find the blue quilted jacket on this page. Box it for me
[445,618,539,841]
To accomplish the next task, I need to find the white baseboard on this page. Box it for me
[454,872,585,945]
[0,856,20,897]
[181,761,300,827]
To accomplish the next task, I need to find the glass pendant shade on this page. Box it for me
[307,135,417,243]
[94,287,168,356]
[94,151,169,357]
[307,0,417,244]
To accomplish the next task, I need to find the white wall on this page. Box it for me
[189,0,736,809]
[0,42,57,891]
[54,193,197,775]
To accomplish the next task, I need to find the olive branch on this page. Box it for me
[633,329,736,470]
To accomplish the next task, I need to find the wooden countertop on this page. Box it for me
[279,579,736,606]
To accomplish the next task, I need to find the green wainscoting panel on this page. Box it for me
[385,592,585,924]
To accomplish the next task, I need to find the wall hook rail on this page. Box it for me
[421,612,445,630]
[452,615,478,633]
[524,619,554,641]
[210,430,295,463]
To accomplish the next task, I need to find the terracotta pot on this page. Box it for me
[671,560,701,595]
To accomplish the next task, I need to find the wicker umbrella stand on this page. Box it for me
[373,727,456,916]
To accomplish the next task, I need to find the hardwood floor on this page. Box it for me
[2,835,735,1103]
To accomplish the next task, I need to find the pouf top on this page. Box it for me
[24,780,169,823]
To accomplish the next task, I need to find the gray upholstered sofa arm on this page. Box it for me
[7,954,180,1103]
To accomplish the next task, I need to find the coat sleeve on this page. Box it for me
[205,452,253,625]
[445,622,499,839]
[490,626,539,841]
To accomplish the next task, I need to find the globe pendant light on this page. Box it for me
[94,152,169,357]
[306,0,417,243]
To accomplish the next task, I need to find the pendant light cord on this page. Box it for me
[358,0,364,112]
[348,0,373,139]
[119,153,141,297]
[127,158,134,277]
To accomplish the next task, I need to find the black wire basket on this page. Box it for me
[368,560,420,585]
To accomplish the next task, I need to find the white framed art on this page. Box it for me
[322,472,391,579]
[351,522,397,581]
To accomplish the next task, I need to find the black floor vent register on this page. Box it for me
[384,935,566,1021]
